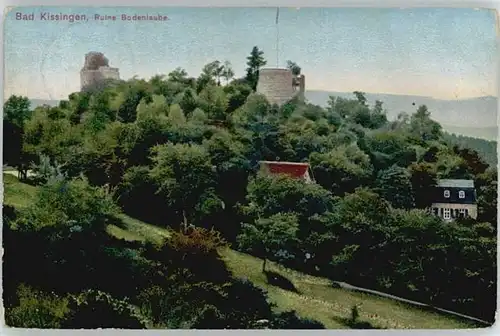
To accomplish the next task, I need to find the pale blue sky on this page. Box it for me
[4,7,498,100]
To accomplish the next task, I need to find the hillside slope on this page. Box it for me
[98,217,482,329]
[444,125,498,142]
[2,174,479,329]
[98,214,481,329]
[221,249,478,329]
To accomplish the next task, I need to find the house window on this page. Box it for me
[459,190,465,199]
[444,190,450,198]
[443,208,451,220]
[459,208,468,218]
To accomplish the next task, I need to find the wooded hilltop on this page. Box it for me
[3,47,497,328]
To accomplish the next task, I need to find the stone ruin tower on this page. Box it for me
[256,68,305,106]
[80,52,120,92]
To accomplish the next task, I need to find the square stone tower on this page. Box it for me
[80,52,120,92]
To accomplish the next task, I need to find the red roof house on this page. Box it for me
[259,161,313,183]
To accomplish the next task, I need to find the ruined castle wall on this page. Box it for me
[80,69,101,90]
[298,75,305,96]
[81,67,120,91]
[99,67,120,81]
[257,68,306,106]
[257,68,296,106]
[80,52,120,92]
[84,52,109,70]
[80,67,120,91]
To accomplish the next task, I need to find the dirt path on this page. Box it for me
[334,281,491,326]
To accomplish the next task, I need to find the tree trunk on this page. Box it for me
[262,258,267,273]
[182,210,188,231]
[19,167,27,181]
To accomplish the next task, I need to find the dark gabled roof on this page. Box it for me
[437,179,474,188]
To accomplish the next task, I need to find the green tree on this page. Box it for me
[198,61,221,90]
[453,145,489,176]
[476,168,498,227]
[375,165,415,209]
[434,150,471,179]
[189,108,208,124]
[350,103,373,128]
[117,165,166,225]
[409,105,442,142]
[277,120,328,161]
[3,95,33,177]
[117,81,152,123]
[245,46,267,90]
[309,144,373,196]
[4,95,32,127]
[178,88,198,115]
[243,174,333,227]
[327,96,361,119]
[213,61,225,86]
[286,60,301,76]
[389,209,448,302]
[23,107,81,169]
[168,104,187,124]
[83,90,116,132]
[198,85,229,121]
[168,67,189,83]
[149,143,218,227]
[67,92,91,124]
[203,129,250,208]
[222,60,235,84]
[136,94,169,120]
[238,212,300,272]
[235,93,271,124]
[369,100,388,128]
[31,154,66,185]
[329,188,392,280]
[365,130,417,171]
[223,81,252,113]
[408,162,438,208]
[12,176,117,234]
[353,91,367,106]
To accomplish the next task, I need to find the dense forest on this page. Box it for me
[2,46,497,328]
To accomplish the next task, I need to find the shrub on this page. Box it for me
[270,310,325,329]
[2,204,17,225]
[5,284,70,328]
[154,226,231,283]
[12,177,117,234]
[30,154,66,185]
[218,278,274,328]
[137,286,169,328]
[61,290,146,329]
[350,304,360,323]
[168,226,228,254]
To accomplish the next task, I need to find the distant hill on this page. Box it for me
[305,91,498,140]
[443,125,497,142]
[29,99,60,108]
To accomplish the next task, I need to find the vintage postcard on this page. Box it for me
[2,6,497,329]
